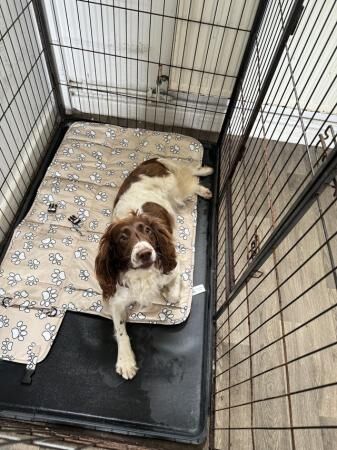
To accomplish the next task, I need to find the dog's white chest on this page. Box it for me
[123,268,163,307]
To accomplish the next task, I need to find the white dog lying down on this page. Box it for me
[95,158,213,379]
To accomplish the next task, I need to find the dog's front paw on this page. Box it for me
[116,354,138,380]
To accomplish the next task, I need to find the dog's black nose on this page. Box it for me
[137,249,152,262]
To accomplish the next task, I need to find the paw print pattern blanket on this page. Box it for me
[0,122,203,366]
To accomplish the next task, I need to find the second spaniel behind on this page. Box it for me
[95,157,213,379]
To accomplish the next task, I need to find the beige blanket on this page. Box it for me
[0,122,203,365]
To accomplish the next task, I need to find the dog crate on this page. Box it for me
[0,0,336,448]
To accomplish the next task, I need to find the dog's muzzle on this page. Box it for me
[131,241,156,268]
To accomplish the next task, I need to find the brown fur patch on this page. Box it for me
[142,202,174,234]
[113,158,170,207]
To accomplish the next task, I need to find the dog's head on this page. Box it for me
[95,212,177,300]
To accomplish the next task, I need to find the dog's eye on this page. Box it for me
[144,226,152,235]
[119,234,128,242]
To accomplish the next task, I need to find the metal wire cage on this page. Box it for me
[213,0,337,449]
[0,0,337,449]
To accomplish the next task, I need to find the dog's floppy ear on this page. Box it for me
[95,224,119,300]
[150,218,177,274]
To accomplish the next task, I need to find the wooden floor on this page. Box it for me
[214,139,337,450]
[0,418,209,450]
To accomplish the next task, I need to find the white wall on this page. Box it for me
[43,0,259,134]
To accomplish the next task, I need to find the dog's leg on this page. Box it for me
[193,166,214,177]
[167,272,181,304]
[194,166,213,199]
[110,288,138,380]
[158,158,213,177]
[158,158,213,201]
[160,262,181,304]
[169,261,181,304]
[196,184,213,199]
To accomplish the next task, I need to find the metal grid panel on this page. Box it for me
[0,0,60,245]
[230,0,336,283]
[214,0,337,448]
[41,0,259,141]
[218,0,298,188]
[214,185,337,449]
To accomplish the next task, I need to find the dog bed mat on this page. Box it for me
[0,122,204,367]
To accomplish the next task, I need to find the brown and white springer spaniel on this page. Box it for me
[95,158,213,379]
